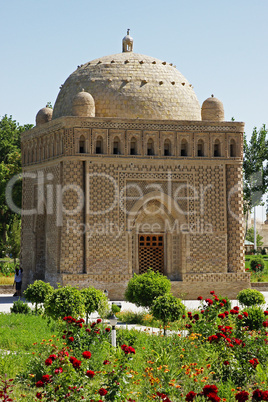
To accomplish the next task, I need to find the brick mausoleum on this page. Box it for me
[20,31,250,299]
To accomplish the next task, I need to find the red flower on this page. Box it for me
[70,356,81,368]
[223,360,229,365]
[222,299,227,304]
[54,367,63,374]
[185,391,197,401]
[49,354,57,361]
[36,380,44,387]
[235,390,249,401]
[206,393,220,402]
[264,311,268,316]
[224,311,229,316]
[197,296,203,300]
[205,298,213,305]
[252,389,264,401]
[121,344,136,354]
[62,335,66,339]
[82,351,92,359]
[41,374,51,383]
[210,291,215,295]
[105,327,111,332]
[97,318,102,323]
[103,360,110,365]
[68,336,74,342]
[45,358,53,366]
[86,328,91,333]
[249,358,259,368]
[243,312,248,317]
[237,315,243,320]
[233,306,239,311]
[36,392,43,399]
[99,388,108,396]
[218,313,225,319]
[90,322,96,328]
[220,302,224,307]
[203,385,218,396]
[263,321,268,328]
[193,314,199,320]
[86,370,95,378]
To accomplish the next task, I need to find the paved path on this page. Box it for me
[1,292,268,315]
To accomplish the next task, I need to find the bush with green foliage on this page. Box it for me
[80,287,109,323]
[237,288,265,306]
[250,256,265,272]
[10,299,31,314]
[125,269,171,308]
[44,285,85,321]
[243,306,265,330]
[24,280,54,314]
[151,293,185,335]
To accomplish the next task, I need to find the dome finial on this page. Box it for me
[122,29,133,52]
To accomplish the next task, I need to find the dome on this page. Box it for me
[72,89,95,117]
[36,107,53,125]
[53,52,201,121]
[201,95,224,121]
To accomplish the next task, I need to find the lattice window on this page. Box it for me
[138,235,164,274]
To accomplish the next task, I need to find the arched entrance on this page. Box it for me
[127,191,188,280]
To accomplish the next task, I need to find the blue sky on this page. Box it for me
[1,0,267,220]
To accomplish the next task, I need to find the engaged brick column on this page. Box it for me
[226,164,244,272]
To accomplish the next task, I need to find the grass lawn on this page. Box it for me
[0,292,268,401]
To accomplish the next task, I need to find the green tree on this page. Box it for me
[125,269,171,308]
[243,125,268,236]
[6,215,21,263]
[0,115,32,256]
[150,293,185,335]
[80,287,108,323]
[44,285,85,321]
[245,227,263,247]
[24,280,54,314]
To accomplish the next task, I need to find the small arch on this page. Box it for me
[197,139,204,157]
[230,139,236,157]
[147,138,154,156]
[96,136,103,154]
[113,136,121,155]
[79,135,85,153]
[164,139,171,156]
[214,139,221,157]
[181,139,188,156]
[130,137,137,155]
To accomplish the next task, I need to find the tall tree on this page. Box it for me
[243,125,268,236]
[0,115,32,256]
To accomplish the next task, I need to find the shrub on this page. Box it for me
[151,293,185,335]
[250,256,265,272]
[111,303,121,314]
[243,306,265,330]
[237,288,265,306]
[125,269,171,308]
[261,248,267,255]
[44,285,85,321]
[10,299,31,314]
[24,280,54,314]
[80,287,108,323]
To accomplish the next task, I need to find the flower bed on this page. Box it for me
[2,290,268,401]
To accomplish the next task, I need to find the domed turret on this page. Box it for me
[36,107,53,126]
[201,95,224,121]
[72,89,95,117]
[122,29,133,52]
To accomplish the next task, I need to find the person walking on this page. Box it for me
[13,267,23,297]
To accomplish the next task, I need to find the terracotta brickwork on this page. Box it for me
[20,116,249,299]
[20,39,249,299]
